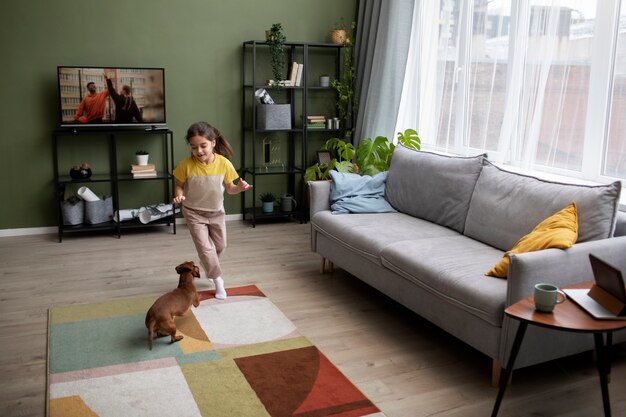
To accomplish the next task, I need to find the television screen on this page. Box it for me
[57,66,166,128]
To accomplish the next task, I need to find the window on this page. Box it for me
[396,0,625,186]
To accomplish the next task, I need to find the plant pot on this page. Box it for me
[319,76,330,87]
[136,154,149,165]
[330,29,347,44]
[262,201,274,213]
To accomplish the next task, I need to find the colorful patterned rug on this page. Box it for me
[47,285,385,417]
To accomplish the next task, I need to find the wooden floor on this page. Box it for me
[1,221,626,417]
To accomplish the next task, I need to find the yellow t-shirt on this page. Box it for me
[173,154,239,211]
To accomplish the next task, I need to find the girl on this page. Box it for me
[172,121,252,299]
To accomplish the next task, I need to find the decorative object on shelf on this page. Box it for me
[138,203,180,224]
[304,129,421,181]
[60,195,84,225]
[254,88,275,104]
[259,192,276,213]
[280,193,297,212]
[135,150,150,166]
[266,23,286,84]
[319,74,330,87]
[77,186,100,202]
[69,162,92,180]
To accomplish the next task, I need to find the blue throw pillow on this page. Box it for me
[329,170,397,214]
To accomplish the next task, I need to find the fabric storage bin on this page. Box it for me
[61,200,84,225]
[84,196,113,224]
[257,104,291,130]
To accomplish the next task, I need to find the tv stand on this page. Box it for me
[52,128,176,242]
[146,125,169,131]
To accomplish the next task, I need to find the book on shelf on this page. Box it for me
[295,63,304,86]
[132,170,157,178]
[306,116,325,123]
[130,164,156,172]
[289,62,299,86]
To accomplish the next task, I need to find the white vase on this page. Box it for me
[136,154,149,165]
[319,76,330,87]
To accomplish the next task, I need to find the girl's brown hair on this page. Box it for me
[185,121,233,158]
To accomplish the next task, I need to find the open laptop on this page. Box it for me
[563,254,626,320]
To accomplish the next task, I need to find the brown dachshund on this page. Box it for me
[145,261,201,350]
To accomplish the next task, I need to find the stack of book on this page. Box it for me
[306,115,326,129]
[130,164,157,178]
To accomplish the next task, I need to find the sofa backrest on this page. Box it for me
[464,161,622,251]
[385,146,486,233]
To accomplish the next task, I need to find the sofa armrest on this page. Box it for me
[308,180,331,218]
[506,236,626,306]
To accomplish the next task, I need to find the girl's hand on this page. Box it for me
[172,195,186,205]
[236,179,252,192]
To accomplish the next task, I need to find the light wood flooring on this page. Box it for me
[1,221,626,417]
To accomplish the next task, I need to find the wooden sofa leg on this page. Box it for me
[319,256,334,274]
[491,360,512,387]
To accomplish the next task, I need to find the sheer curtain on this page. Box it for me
[396,0,626,185]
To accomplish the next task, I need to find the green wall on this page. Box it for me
[0,0,356,230]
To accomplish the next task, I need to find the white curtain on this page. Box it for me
[396,0,626,185]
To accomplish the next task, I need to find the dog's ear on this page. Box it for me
[193,265,201,278]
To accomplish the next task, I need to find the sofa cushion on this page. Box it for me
[486,202,579,278]
[329,170,396,214]
[380,235,507,326]
[385,146,486,233]
[464,162,621,251]
[311,211,458,265]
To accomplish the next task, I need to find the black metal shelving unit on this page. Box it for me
[241,40,344,227]
[52,128,176,242]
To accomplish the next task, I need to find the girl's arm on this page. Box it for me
[172,180,186,204]
[225,178,252,195]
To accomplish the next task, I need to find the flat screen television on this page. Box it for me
[57,66,166,128]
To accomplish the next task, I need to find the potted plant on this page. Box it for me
[266,23,286,85]
[330,17,349,44]
[135,150,149,165]
[331,19,357,138]
[304,129,421,181]
[259,192,276,213]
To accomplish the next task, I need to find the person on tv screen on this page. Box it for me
[105,74,143,124]
[74,76,109,124]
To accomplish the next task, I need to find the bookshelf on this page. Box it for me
[241,40,345,226]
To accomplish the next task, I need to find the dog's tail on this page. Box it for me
[147,319,156,350]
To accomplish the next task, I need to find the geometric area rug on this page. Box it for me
[47,285,386,417]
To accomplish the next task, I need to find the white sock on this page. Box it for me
[213,277,227,300]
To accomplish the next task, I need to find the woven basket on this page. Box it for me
[330,30,347,44]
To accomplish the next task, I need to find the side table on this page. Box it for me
[491,282,626,417]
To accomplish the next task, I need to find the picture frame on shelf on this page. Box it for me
[317,150,332,165]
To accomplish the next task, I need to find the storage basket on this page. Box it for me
[61,200,84,225]
[257,104,291,130]
[84,196,113,224]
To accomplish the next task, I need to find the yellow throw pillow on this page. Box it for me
[485,202,578,278]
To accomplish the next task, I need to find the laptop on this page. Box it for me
[563,254,626,320]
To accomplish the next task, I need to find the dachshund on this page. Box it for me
[145,261,200,350]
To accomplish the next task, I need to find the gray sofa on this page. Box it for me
[309,145,626,384]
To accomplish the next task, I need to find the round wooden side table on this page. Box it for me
[491,282,626,417]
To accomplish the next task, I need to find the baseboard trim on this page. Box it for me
[0,214,243,238]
